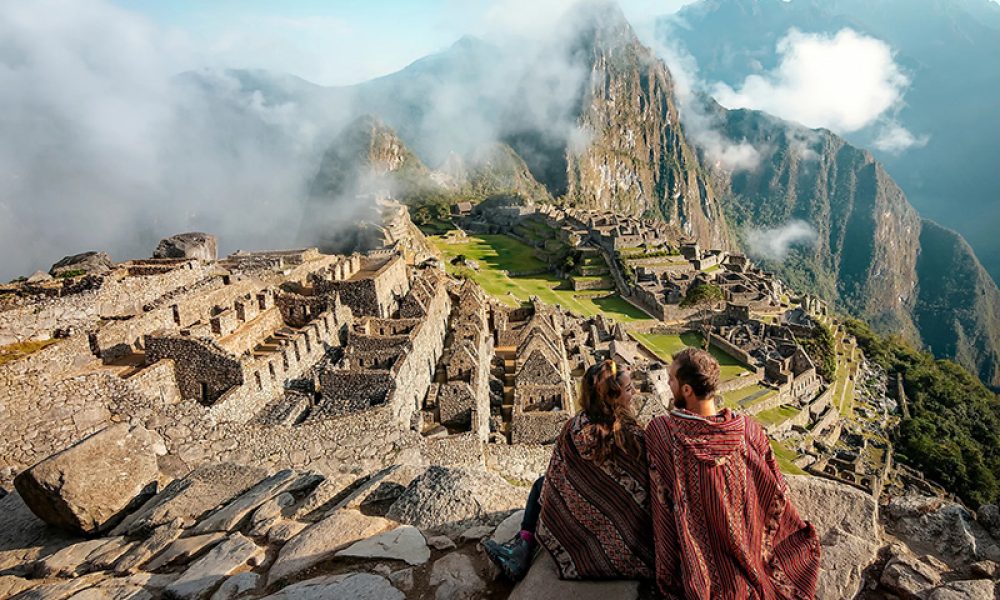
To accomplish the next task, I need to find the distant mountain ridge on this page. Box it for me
[709,107,1000,386]
[664,0,1000,283]
[194,1,1000,388]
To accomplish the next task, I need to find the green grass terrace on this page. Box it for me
[630,331,754,383]
[771,439,807,475]
[430,232,650,322]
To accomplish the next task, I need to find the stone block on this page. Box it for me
[14,424,163,535]
[111,463,266,536]
[260,573,403,600]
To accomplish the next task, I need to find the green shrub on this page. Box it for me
[844,318,1000,507]
[799,322,837,381]
[680,283,725,308]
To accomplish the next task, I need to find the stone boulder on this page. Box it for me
[49,251,113,277]
[924,579,996,600]
[111,463,268,536]
[154,232,218,261]
[14,424,165,535]
[785,475,882,600]
[385,466,528,531]
[886,495,1000,566]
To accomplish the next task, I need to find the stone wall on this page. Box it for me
[217,307,285,357]
[387,278,450,427]
[212,311,343,423]
[0,261,211,345]
[317,371,395,417]
[716,371,765,395]
[145,335,243,404]
[423,433,484,469]
[126,358,182,407]
[485,443,553,484]
[812,406,841,437]
[511,411,569,445]
[708,332,759,373]
[0,372,156,486]
[316,254,409,318]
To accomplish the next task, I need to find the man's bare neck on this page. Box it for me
[686,397,718,418]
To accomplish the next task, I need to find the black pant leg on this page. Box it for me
[519,476,545,533]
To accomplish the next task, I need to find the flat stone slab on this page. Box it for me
[113,464,267,536]
[0,492,79,571]
[261,573,404,600]
[0,575,40,598]
[336,526,430,566]
[86,538,137,572]
[268,509,392,586]
[193,470,299,534]
[924,579,996,600]
[429,553,485,600]
[164,534,262,600]
[32,538,117,577]
[70,580,154,600]
[10,572,107,600]
[509,549,639,600]
[14,424,163,535]
[209,572,260,600]
[114,519,185,573]
[144,533,226,572]
[459,525,493,542]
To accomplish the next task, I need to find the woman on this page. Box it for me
[484,359,655,582]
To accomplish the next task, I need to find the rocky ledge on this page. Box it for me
[2,426,1000,599]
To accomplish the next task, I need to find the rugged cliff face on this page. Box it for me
[559,4,731,248]
[451,144,553,204]
[914,221,1000,388]
[710,107,1000,387]
[310,4,731,249]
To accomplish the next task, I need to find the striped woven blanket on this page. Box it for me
[536,413,655,580]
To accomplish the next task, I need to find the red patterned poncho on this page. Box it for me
[536,413,655,580]
[645,409,821,600]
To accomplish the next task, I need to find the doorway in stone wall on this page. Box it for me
[199,382,209,404]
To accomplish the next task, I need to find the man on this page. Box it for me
[645,348,820,599]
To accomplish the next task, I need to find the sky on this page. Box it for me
[112,0,696,86]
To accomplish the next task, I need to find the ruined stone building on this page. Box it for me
[312,262,450,430]
[420,280,494,444]
[491,300,576,445]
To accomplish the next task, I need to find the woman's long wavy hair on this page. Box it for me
[579,359,641,464]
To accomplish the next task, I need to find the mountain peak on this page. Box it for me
[567,0,636,46]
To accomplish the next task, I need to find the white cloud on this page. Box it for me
[0,0,344,280]
[873,120,930,154]
[745,220,818,262]
[712,28,911,134]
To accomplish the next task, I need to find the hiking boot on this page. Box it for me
[484,535,534,581]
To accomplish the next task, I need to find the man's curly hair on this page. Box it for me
[672,347,720,399]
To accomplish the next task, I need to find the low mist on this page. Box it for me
[745,221,819,262]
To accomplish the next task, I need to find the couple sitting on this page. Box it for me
[485,349,821,599]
